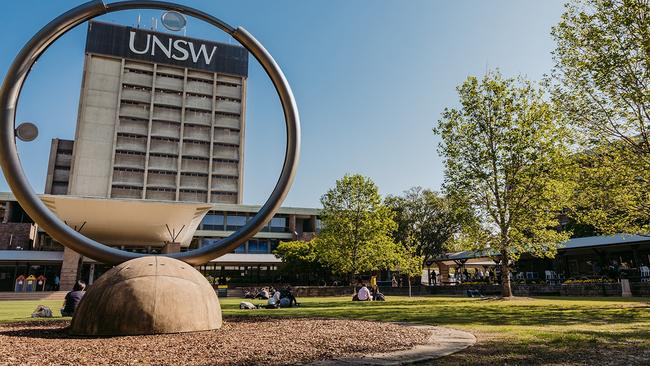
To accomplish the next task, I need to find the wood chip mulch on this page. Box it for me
[0,317,430,366]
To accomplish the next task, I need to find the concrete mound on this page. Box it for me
[70,256,221,336]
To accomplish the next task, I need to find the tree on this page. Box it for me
[570,143,650,235]
[551,0,650,234]
[435,71,573,297]
[273,240,324,285]
[396,245,422,297]
[385,187,473,285]
[315,174,401,282]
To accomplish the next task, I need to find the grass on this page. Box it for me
[2,295,649,365]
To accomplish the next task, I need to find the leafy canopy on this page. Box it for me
[552,0,650,234]
[274,240,320,271]
[315,174,401,276]
[435,71,573,262]
[552,0,650,157]
[570,144,650,234]
[385,187,473,263]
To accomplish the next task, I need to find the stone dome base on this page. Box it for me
[70,256,221,336]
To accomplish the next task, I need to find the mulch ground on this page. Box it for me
[0,316,430,366]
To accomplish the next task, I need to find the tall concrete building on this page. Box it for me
[68,21,248,204]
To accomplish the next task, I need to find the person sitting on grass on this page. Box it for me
[266,289,282,309]
[255,287,270,300]
[61,280,86,317]
[280,286,299,307]
[353,283,372,301]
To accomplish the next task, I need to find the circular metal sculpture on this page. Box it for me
[0,0,300,267]
[0,0,300,335]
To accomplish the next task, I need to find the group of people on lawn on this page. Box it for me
[60,279,385,317]
[240,286,299,309]
[353,276,385,301]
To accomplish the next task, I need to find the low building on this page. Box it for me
[0,192,319,291]
[431,235,650,284]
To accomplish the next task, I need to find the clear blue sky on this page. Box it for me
[0,0,566,208]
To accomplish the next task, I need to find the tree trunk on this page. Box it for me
[427,266,432,286]
[501,250,512,297]
[408,277,412,297]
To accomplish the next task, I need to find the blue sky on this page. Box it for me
[0,0,566,208]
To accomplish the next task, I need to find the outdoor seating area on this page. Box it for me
[431,234,650,290]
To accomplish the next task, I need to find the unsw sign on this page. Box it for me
[85,21,248,77]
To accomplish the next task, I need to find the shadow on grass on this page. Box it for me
[224,298,650,328]
[433,331,650,366]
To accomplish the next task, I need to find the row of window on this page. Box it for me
[200,238,280,254]
[201,213,288,233]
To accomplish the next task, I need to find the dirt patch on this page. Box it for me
[0,317,430,365]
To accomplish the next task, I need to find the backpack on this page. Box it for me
[239,301,257,310]
[31,305,53,318]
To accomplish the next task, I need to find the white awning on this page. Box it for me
[208,253,282,265]
[39,195,211,247]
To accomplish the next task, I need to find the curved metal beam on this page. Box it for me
[0,0,300,266]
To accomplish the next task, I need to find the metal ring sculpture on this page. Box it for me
[0,0,300,266]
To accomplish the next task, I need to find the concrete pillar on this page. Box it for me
[288,215,297,240]
[437,262,449,284]
[310,216,317,232]
[3,201,14,223]
[60,247,82,291]
[162,242,181,254]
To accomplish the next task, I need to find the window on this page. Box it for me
[269,216,287,233]
[248,240,269,254]
[202,214,224,230]
[226,214,247,231]
[234,244,246,254]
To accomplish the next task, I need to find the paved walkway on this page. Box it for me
[308,324,476,366]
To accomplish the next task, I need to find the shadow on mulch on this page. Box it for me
[0,320,72,339]
[0,316,290,339]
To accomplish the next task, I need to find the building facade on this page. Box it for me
[69,21,247,204]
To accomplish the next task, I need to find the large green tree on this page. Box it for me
[385,187,473,283]
[315,174,401,282]
[435,71,573,297]
[552,0,650,234]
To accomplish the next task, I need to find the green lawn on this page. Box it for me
[2,296,649,365]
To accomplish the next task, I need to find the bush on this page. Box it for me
[562,278,616,285]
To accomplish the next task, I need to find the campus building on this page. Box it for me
[0,21,320,292]
[70,21,247,204]
[0,192,319,292]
